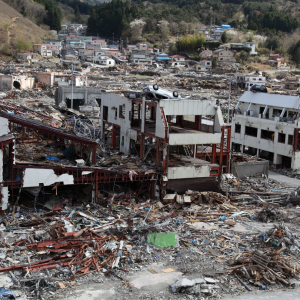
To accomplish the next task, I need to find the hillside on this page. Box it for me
[0,0,47,58]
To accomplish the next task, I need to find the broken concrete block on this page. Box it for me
[170,278,195,292]
[163,194,176,204]
[204,277,218,284]
[194,278,205,284]
[147,232,179,248]
[201,289,212,295]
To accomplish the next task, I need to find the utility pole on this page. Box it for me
[71,63,74,109]
[227,76,231,124]
[270,45,273,55]
[113,33,114,45]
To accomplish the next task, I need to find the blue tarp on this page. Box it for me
[221,25,231,29]
[0,287,17,300]
[46,156,60,162]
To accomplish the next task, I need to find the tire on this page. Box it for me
[173,91,179,98]
[153,84,159,90]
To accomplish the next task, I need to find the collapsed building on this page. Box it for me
[100,89,231,194]
[0,84,231,211]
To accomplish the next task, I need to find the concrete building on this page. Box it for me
[96,56,116,66]
[196,61,212,72]
[213,49,236,63]
[268,54,285,68]
[35,72,55,86]
[33,44,50,56]
[43,40,63,50]
[284,77,300,90]
[236,74,266,90]
[56,87,102,109]
[100,92,231,193]
[17,52,33,62]
[168,55,186,67]
[231,91,300,169]
[131,50,152,65]
[230,42,257,55]
[0,75,13,91]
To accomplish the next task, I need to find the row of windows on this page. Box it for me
[235,124,293,145]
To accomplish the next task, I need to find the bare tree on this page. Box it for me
[130,19,146,42]
[179,21,188,35]
[169,21,178,35]
[158,20,169,41]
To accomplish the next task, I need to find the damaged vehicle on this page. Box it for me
[143,84,181,99]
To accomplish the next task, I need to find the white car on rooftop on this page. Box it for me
[143,84,181,99]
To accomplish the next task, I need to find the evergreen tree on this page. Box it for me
[288,39,300,66]
[75,5,81,24]
[221,32,228,43]
[44,2,61,31]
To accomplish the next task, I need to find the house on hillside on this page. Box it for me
[17,52,33,62]
[33,44,51,57]
[168,55,187,67]
[131,50,152,65]
[230,42,257,55]
[213,49,236,63]
[284,77,300,90]
[268,54,285,68]
[196,61,212,72]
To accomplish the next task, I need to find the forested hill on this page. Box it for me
[87,0,300,39]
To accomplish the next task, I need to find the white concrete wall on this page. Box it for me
[101,93,134,153]
[168,165,210,179]
[0,150,3,183]
[169,132,221,145]
[0,117,9,136]
[155,105,167,139]
[1,186,9,210]
[160,99,217,116]
[23,168,74,187]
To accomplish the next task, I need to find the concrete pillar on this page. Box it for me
[257,148,259,157]
[141,97,145,133]
[85,88,88,105]
[273,153,282,168]
[212,144,216,163]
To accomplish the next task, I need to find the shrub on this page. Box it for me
[1,44,11,55]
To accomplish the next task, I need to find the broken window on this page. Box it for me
[278,133,286,144]
[235,124,241,133]
[259,106,269,119]
[103,106,108,121]
[200,116,214,133]
[245,126,258,137]
[288,134,294,145]
[272,108,286,118]
[119,104,125,119]
[261,129,274,140]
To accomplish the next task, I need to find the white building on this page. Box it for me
[196,61,212,72]
[243,42,256,55]
[231,91,300,169]
[97,56,116,66]
[236,74,266,90]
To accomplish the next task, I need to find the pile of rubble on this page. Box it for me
[0,182,300,299]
